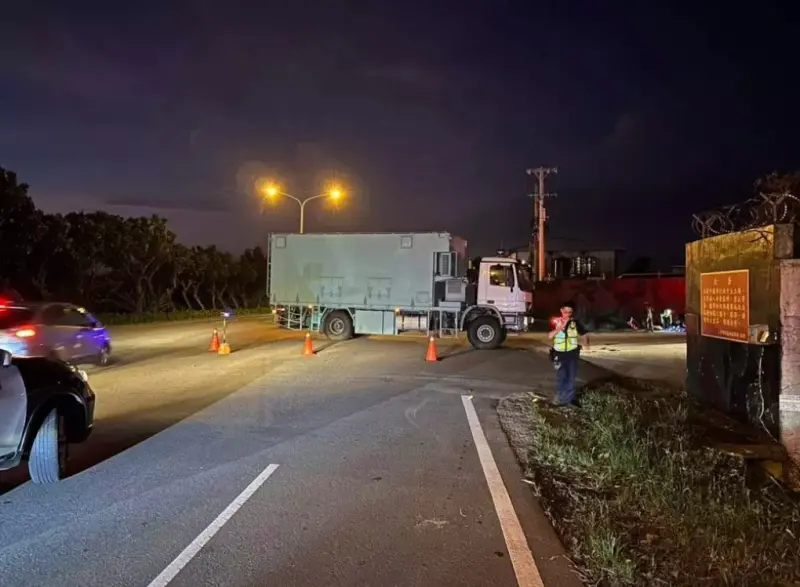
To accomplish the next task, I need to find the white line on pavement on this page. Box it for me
[461,395,544,587]
[145,463,280,587]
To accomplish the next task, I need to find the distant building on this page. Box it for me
[492,245,623,279]
[617,265,685,279]
[546,249,623,279]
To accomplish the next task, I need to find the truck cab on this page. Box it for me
[476,257,533,313]
[442,256,533,349]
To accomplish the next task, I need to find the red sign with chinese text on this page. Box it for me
[700,270,750,342]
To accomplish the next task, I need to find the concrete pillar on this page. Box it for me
[779,259,800,488]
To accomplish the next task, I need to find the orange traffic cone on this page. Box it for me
[303,332,314,357]
[209,329,220,352]
[425,336,438,362]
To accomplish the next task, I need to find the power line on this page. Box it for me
[526,166,558,281]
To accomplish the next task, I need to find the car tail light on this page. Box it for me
[15,327,36,338]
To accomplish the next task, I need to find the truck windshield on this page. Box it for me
[515,264,534,292]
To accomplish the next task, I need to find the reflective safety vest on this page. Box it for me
[553,321,580,352]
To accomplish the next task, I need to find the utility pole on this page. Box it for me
[526,166,558,281]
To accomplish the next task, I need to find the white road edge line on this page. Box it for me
[461,395,545,587]
[145,463,280,587]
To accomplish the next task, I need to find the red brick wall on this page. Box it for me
[533,277,686,323]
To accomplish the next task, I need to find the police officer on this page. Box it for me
[644,302,654,332]
[661,308,673,329]
[548,301,589,407]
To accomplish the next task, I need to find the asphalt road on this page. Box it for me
[557,331,686,386]
[514,329,686,347]
[0,318,587,587]
[1,316,308,490]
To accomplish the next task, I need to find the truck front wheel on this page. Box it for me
[467,316,503,350]
[324,310,354,341]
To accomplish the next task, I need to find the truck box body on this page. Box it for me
[268,232,462,310]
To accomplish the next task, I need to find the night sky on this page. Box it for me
[2,1,798,267]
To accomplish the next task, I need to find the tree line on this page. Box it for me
[0,167,267,314]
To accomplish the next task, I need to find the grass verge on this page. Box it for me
[498,382,800,586]
[98,307,271,325]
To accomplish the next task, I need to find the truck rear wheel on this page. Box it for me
[467,316,503,350]
[324,310,354,341]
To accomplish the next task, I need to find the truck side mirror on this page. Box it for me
[1,349,11,367]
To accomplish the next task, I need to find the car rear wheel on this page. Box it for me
[28,409,67,484]
[97,344,110,366]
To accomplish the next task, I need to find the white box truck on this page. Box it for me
[267,232,533,350]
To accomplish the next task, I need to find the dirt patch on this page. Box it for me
[497,382,800,586]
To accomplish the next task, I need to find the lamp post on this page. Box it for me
[261,183,342,234]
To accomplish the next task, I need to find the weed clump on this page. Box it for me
[499,383,800,586]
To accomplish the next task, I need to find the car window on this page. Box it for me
[58,308,94,327]
[0,308,36,330]
[41,305,66,325]
[82,310,102,327]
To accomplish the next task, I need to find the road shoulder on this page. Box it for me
[476,396,585,587]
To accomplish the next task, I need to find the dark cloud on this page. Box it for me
[3,0,799,267]
[361,65,452,92]
[0,28,166,107]
[106,195,233,213]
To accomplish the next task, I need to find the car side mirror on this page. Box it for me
[1,349,11,367]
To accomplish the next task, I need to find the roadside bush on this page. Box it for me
[498,384,800,586]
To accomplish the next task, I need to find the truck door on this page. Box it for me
[479,262,517,313]
[0,354,26,460]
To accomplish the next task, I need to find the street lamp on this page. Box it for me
[260,182,344,234]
